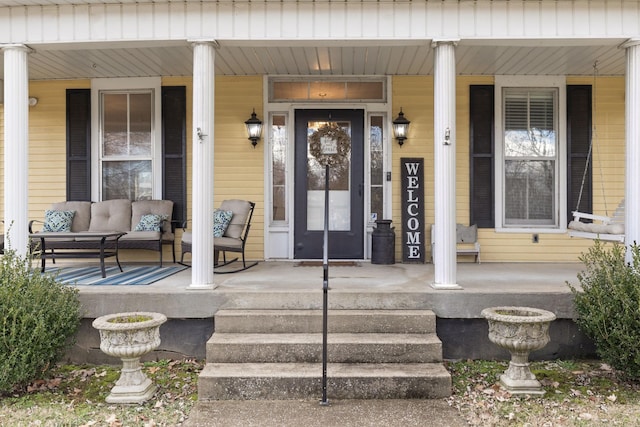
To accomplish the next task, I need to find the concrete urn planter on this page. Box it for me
[92,312,167,404]
[481,306,556,395]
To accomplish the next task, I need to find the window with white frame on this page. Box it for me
[497,77,565,229]
[100,91,153,200]
[92,77,161,202]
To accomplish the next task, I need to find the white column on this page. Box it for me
[2,45,30,256]
[624,39,640,263]
[432,40,461,289]
[189,41,217,289]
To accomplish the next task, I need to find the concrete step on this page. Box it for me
[214,290,434,310]
[214,309,436,334]
[198,362,452,400]
[206,332,443,363]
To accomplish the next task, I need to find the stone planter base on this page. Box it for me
[500,376,545,396]
[105,357,157,404]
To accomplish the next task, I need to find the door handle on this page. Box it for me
[359,183,364,197]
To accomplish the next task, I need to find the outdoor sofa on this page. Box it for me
[29,199,176,266]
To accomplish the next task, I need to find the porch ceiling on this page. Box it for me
[0,41,627,81]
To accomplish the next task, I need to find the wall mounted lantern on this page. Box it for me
[392,108,410,147]
[244,109,263,148]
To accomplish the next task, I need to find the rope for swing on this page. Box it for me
[575,60,609,217]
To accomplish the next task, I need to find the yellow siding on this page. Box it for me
[212,76,264,259]
[391,76,434,234]
[28,80,90,218]
[1,76,264,263]
[392,75,624,263]
[0,74,626,264]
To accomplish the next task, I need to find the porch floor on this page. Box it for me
[73,260,584,320]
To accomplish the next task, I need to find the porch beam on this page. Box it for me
[2,44,30,256]
[624,38,640,263]
[189,40,217,289]
[432,39,460,290]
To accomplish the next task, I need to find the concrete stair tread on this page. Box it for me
[209,332,442,344]
[213,309,436,333]
[200,362,451,378]
[215,309,435,315]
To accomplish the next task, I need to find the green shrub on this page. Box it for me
[0,247,82,395]
[568,240,640,379]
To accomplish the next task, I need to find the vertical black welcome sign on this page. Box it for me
[401,158,425,263]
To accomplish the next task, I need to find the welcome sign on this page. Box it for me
[401,158,425,263]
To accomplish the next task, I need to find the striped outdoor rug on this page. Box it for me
[44,265,187,285]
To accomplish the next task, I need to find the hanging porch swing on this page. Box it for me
[567,61,625,243]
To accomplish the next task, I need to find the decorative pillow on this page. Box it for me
[42,210,75,232]
[134,214,168,232]
[214,209,233,237]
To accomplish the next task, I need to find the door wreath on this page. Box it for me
[308,123,351,167]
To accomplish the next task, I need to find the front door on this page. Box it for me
[294,109,364,259]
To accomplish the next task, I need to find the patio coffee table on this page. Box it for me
[30,231,126,278]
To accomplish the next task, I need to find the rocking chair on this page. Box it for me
[180,200,258,273]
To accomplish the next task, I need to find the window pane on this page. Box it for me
[306,121,351,231]
[369,115,384,222]
[103,94,128,156]
[102,160,152,201]
[271,114,287,221]
[370,116,384,185]
[347,82,384,100]
[371,187,383,222]
[309,82,346,100]
[504,89,556,157]
[103,92,152,157]
[272,82,308,100]
[505,129,556,157]
[504,160,554,225]
[129,93,152,155]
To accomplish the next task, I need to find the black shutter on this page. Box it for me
[469,85,495,228]
[162,86,187,225]
[66,89,91,201]
[567,85,592,222]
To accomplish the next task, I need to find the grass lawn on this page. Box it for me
[1,359,640,426]
[447,359,640,426]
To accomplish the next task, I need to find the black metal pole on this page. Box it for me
[320,163,330,406]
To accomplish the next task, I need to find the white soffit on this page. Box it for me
[0,42,626,81]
